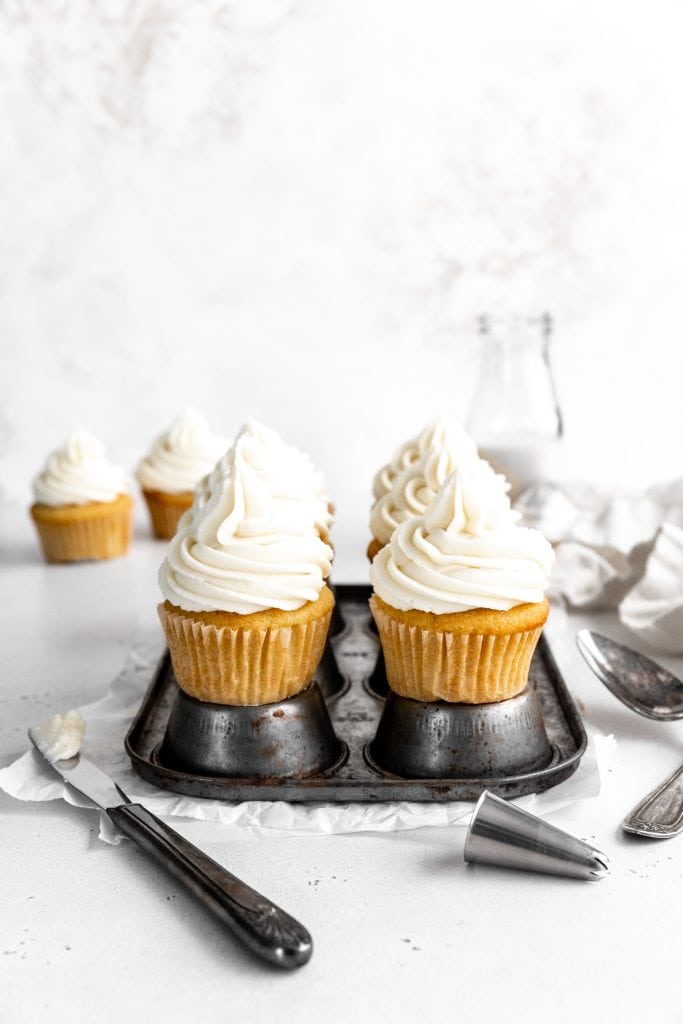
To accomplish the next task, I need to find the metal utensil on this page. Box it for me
[464,790,609,880]
[28,729,313,969]
[576,630,683,838]
[575,630,683,721]
[622,765,683,838]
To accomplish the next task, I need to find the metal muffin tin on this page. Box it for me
[126,584,587,802]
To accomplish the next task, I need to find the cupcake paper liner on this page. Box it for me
[30,496,133,563]
[371,598,545,703]
[158,601,333,706]
[142,489,193,540]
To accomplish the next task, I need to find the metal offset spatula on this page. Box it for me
[28,728,313,968]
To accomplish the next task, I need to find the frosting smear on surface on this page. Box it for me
[371,465,555,614]
[30,710,85,763]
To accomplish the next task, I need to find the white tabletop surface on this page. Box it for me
[2,502,682,1024]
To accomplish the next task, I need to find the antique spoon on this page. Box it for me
[576,630,683,838]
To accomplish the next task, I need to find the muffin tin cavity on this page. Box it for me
[160,683,347,779]
[367,686,553,780]
[126,585,586,802]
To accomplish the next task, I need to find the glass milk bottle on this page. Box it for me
[467,314,563,499]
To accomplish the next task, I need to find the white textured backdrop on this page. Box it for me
[1,0,682,559]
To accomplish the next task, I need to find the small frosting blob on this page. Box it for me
[33,429,128,507]
[371,466,555,614]
[136,408,227,494]
[372,416,479,504]
[159,433,333,614]
[31,710,85,763]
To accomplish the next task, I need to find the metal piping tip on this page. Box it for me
[464,791,610,882]
[589,852,610,879]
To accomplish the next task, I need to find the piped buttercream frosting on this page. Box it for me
[136,409,227,494]
[159,432,332,614]
[33,430,128,507]
[371,465,555,614]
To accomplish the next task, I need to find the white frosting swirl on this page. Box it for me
[370,438,508,547]
[33,430,128,507]
[191,421,333,533]
[372,417,479,503]
[159,435,332,614]
[371,466,555,614]
[136,409,227,494]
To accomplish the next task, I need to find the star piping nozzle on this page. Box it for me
[464,791,609,881]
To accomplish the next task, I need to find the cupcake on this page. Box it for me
[368,417,505,560]
[136,409,226,539]
[30,429,132,563]
[157,434,334,706]
[370,464,555,703]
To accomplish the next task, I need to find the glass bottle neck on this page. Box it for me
[469,313,562,445]
[478,313,552,362]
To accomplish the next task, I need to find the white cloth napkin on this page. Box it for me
[518,479,683,653]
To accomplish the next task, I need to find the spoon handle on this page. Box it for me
[623,762,683,838]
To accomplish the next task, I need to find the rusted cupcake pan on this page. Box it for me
[125,584,587,802]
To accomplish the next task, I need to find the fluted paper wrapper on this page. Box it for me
[30,497,133,563]
[371,602,544,703]
[158,603,333,705]
[142,489,193,540]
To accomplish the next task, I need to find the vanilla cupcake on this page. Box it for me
[368,418,505,560]
[31,430,132,563]
[370,464,554,703]
[158,434,334,706]
[137,409,226,539]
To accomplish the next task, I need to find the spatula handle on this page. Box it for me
[622,762,683,838]
[107,803,312,968]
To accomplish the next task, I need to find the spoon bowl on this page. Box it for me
[576,630,683,721]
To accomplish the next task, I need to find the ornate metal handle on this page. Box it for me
[622,762,683,839]
[107,804,312,968]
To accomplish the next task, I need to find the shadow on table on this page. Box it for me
[0,536,44,567]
